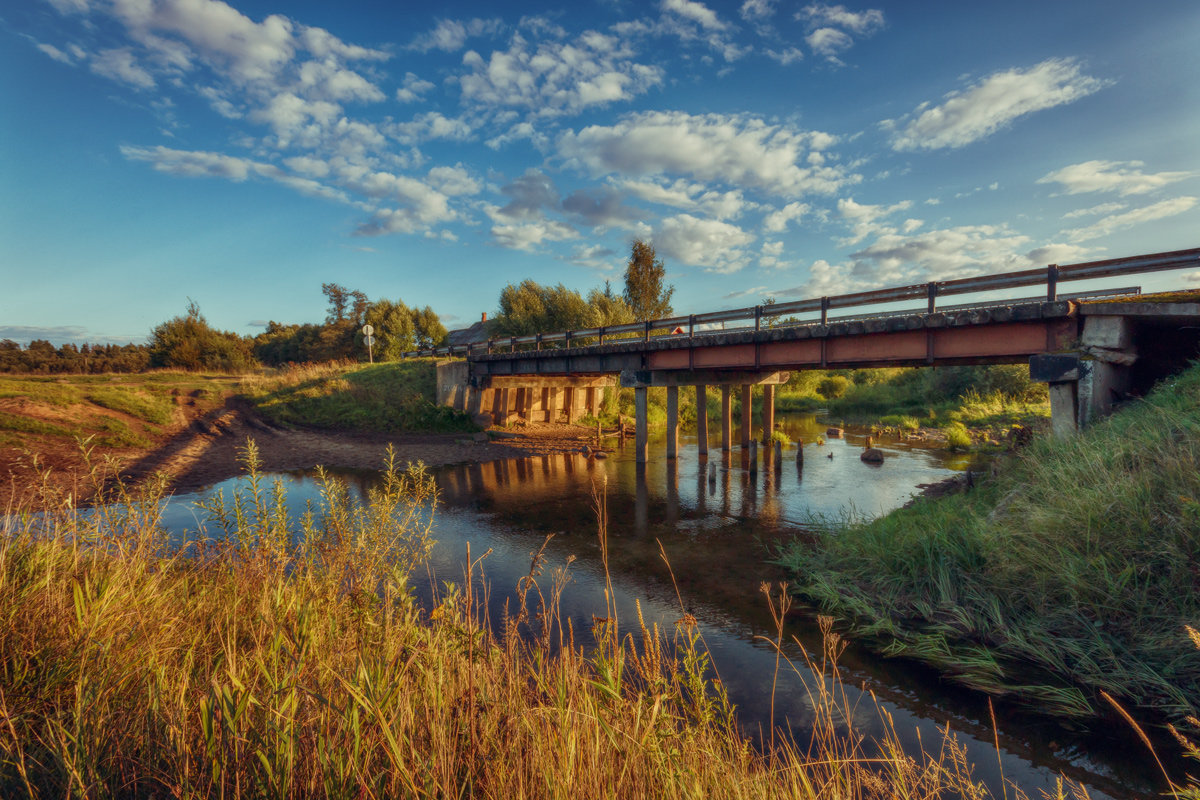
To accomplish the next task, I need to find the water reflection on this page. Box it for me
[162,414,1162,800]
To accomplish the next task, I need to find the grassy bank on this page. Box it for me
[779,363,1200,725]
[0,450,1025,799]
[776,365,1049,437]
[243,360,475,434]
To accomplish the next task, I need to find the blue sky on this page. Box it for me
[2,0,1198,345]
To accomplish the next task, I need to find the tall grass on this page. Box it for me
[243,360,475,434]
[779,364,1200,725]
[0,442,1050,798]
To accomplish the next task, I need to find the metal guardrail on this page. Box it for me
[400,247,1200,359]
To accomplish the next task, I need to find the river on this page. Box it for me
[157,413,1166,799]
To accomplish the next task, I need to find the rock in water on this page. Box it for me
[826,427,844,438]
[860,448,884,463]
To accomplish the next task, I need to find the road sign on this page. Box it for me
[362,324,374,336]
[364,335,376,346]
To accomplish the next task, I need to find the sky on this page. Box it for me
[2,0,1198,346]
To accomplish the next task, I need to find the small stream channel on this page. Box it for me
[158,413,1165,799]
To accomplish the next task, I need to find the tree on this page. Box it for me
[490,280,592,338]
[622,239,674,321]
[148,301,255,371]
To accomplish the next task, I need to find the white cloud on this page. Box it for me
[837,196,912,244]
[765,47,804,65]
[763,201,809,232]
[1025,243,1091,266]
[426,165,481,197]
[91,47,156,88]
[1063,197,1198,242]
[888,58,1107,151]
[44,0,90,14]
[562,187,641,229]
[797,4,884,62]
[408,18,504,53]
[1185,271,1200,284]
[391,112,474,145]
[395,71,435,103]
[37,42,75,64]
[568,243,620,270]
[662,0,727,31]
[655,213,754,272]
[848,224,1035,284]
[1062,201,1126,219]
[459,32,663,117]
[559,111,852,198]
[740,0,775,21]
[489,218,578,251]
[1037,160,1199,197]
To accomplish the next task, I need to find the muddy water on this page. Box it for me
[160,415,1165,799]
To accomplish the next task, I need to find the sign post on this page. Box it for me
[362,324,375,363]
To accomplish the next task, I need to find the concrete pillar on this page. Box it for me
[695,384,708,459]
[519,387,532,423]
[762,384,775,444]
[1049,382,1078,437]
[545,387,557,423]
[635,386,648,464]
[586,387,598,417]
[740,384,752,449]
[721,385,732,452]
[666,385,678,460]
[467,385,483,418]
[565,387,578,423]
[497,388,511,425]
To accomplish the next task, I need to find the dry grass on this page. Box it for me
[0,443,1083,799]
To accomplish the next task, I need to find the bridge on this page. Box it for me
[415,248,1200,463]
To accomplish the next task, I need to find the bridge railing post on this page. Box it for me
[536,333,542,351]
[754,306,762,331]
[487,339,494,354]
[1047,264,1059,301]
[565,330,572,349]
[927,282,938,313]
[820,297,830,324]
[598,326,605,345]
[644,321,651,342]
[688,314,695,338]
[510,337,516,353]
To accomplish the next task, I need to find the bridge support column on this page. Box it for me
[545,387,557,423]
[1032,316,1138,438]
[497,388,511,426]
[695,384,708,459]
[740,384,752,449]
[721,386,732,452]
[564,387,578,423]
[666,385,678,460]
[635,386,648,464]
[761,384,775,444]
[467,386,483,418]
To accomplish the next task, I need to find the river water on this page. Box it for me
[157,413,1165,799]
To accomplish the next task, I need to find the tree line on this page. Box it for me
[2,239,673,374]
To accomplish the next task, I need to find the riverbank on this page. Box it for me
[0,448,1013,799]
[0,367,601,508]
[778,363,1200,730]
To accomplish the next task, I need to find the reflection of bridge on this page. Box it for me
[425,248,1200,462]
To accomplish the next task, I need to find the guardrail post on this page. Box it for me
[598,326,605,345]
[688,314,695,338]
[927,282,937,313]
[820,297,830,325]
[487,339,494,354]
[754,306,762,331]
[565,331,572,350]
[1047,264,1059,301]
[644,321,651,342]
[510,336,516,353]
[536,333,542,351]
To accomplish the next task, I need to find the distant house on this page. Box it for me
[445,313,491,349]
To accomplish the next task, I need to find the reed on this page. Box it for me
[0,442,1043,798]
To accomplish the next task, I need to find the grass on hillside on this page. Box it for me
[244,360,476,434]
[0,443,1047,799]
[778,363,1200,725]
